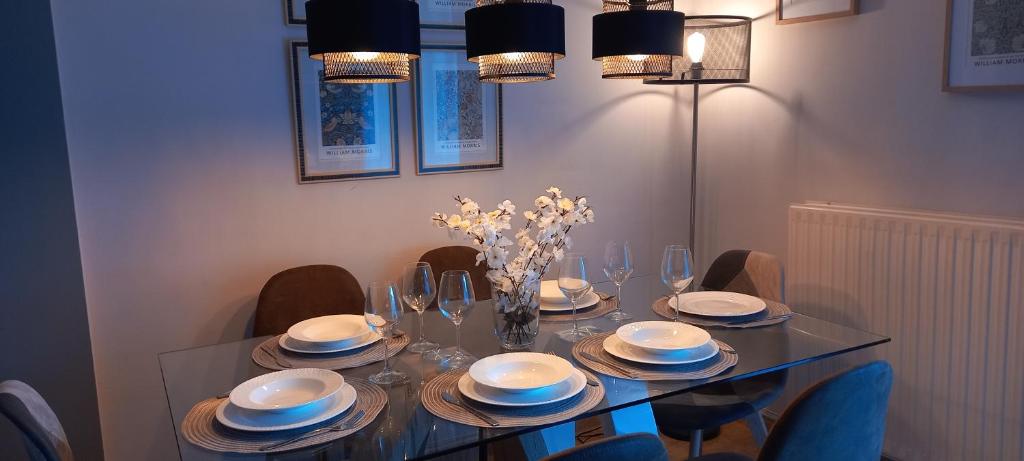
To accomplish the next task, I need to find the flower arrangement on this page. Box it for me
[432,187,594,348]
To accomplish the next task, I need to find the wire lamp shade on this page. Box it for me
[592,0,684,79]
[305,0,420,83]
[466,0,566,83]
[644,15,751,85]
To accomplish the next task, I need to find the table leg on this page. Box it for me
[518,421,576,461]
[598,402,659,436]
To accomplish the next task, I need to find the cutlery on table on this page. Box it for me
[718,343,737,355]
[722,314,792,325]
[580,351,638,379]
[260,343,292,368]
[598,293,617,302]
[259,409,366,451]
[442,390,500,427]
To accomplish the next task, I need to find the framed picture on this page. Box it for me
[413,44,503,175]
[284,0,472,28]
[776,0,857,25]
[943,0,1024,92]
[289,41,400,183]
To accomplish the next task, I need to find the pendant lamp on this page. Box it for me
[592,0,685,79]
[466,0,566,83]
[305,0,421,83]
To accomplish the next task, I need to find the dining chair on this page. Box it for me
[691,361,894,461]
[539,433,669,461]
[651,249,788,458]
[0,380,74,461]
[252,265,365,337]
[418,245,492,308]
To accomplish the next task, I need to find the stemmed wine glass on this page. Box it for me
[364,281,408,385]
[661,245,695,322]
[401,262,438,354]
[437,270,478,369]
[556,254,599,341]
[603,241,634,321]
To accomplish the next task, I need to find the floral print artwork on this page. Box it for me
[971,0,1024,56]
[319,71,376,147]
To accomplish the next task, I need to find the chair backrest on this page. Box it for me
[0,381,73,461]
[418,246,492,309]
[757,361,893,461]
[252,265,365,337]
[701,249,784,303]
[539,433,668,461]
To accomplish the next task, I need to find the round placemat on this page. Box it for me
[252,334,409,371]
[572,333,737,381]
[651,297,792,328]
[422,370,605,428]
[181,377,386,454]
[540,292,617,322]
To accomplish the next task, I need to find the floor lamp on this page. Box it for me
[644,15,752,257]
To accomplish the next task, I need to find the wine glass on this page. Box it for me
[437,270,477,369]
[603,241,634,321]
[365,281,408,385]
[401,262,439,354]
[661,245,695,322]
[556,254,599,341]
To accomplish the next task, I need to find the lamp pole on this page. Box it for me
[689,83,699,256]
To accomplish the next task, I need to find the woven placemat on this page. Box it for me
[181,378,385,454]
[572,333,737,381]
[421,370,605,428]
[540,293,616,322]
[651,297,792,328]
[252,334,409,371]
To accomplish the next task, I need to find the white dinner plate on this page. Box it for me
[216,383,357,432]
[469,352,574,393]
[603,334,719,365]
[540,291,601,312]
[278,331,381,354]
[287,315,371,348]
[458,368,587,407]
[540,280,570,305]
[615,321,711,356]
[668,291,767,317]
[229,368,344,412]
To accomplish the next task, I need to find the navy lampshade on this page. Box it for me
[644,15,752,85]
[466,0,566,83]
[592,0,685,79]
[305,0,421,83]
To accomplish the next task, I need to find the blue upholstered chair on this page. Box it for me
[693,361,894,461]
[652,250,789,458]
[539,433,669,461]
[0,380,73,461]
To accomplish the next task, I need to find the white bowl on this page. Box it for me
[615,321,711,355]
[469,352,574,394]
[287,315,370,348]
[229,368,344,413]
[539,280,570,305]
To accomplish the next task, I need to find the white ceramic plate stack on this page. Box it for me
[604,321,719,365]
[459,352,587,407]
[278,314,381,354]
[667,291,767,318]
[216,369,357,431]
[539,280,601,312]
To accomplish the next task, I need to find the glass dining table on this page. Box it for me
[159,275,890,461]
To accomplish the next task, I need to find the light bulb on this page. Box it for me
[625,54,649,62]
[686,32,706,63]
[501,52,525,62]
[351,52,380,61]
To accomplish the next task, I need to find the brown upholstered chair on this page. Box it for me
[0,380,73,461]
[252,265,365,337]
[418,246,492,309]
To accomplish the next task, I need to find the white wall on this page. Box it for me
[49,1,689,459]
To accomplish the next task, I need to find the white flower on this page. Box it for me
[535,196,554,208]
[557,198,574,211]
[546,187,562,197]
[523,210,537,221]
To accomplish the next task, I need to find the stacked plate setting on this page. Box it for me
[278,314,382,354]
[460,352,587,407]
[216,369,356,431]
[539,280,601,313]
[604,321,719,365]
[667,291,768,319]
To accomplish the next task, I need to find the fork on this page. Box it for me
[580,351,638,379]
[259,409,366,451]
[261,343,292,368]
[598,293,617,302]
[442,390,500,426]
[718,342,737,355]
[722,314,792,325]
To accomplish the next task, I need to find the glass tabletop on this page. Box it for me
[159,275,890,460]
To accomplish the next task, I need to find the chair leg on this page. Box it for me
[688,429,703,459]
[743,411,768,446]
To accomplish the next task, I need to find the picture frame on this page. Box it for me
[943,0,1024,92]
[413,44,503,175]
[288,41,400,183]
[776,0,858,25]
[284,0,473,29]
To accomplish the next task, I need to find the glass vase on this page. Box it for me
[491,282,541,351]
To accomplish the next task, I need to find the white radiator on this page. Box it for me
[782,203,1024,461]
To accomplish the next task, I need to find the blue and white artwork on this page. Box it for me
[945,0,1024,90]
